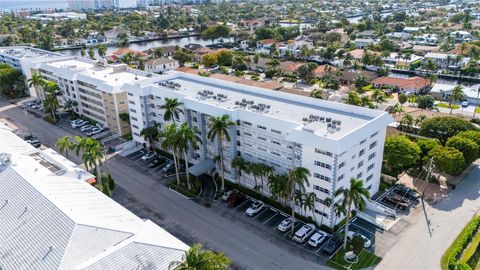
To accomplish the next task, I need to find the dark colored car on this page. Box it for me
[382,194,409,210]
[392,185,418,201]
[228,192,246,207]
[322,235,342,255]
[149,157,165,168]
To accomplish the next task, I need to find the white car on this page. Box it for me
[71,120,87,128]
[245,201,264,217]
[81,124,95,132]
[87,128,102,136]
[277,218,294,232]
[222,189,238,201]
[141,151,156,162]
[461,101,469,107]
[308,231,327,247]
[347,231,372,248]
[293,223,316,243]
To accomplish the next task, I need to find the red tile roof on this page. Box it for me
[314,64,337,76]
[258,39,275,45]
[372,76,430,91]
[279,61,304,73]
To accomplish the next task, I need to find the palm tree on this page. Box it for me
[474,87,480,118]
[75,137,105,184]
[333,202,347,229]
[400,114,414,132]
[161,123,181,185]
[268,173,289,207]
[56,136,74,158]
[320,197,332,227]
[207,114,235,191]
[246,162,261,191]
[140,122,160,150]
[303,192,317,224]
[27,72,45,100]
[160,97,184,123]
[178,123,200,190]
[97,44,107,58]
[231,156,248,186]
[372,88,386,108]
[169,243,231,270]
[449,85,464,114]
[360,95,374,109]
[334,178,370,249]
[287,167,310,236]
[259,164,273,197]
[43,81,60,122]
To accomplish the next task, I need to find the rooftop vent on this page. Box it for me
[0,153,12,168]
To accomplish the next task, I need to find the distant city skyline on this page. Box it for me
[0,0,136,11]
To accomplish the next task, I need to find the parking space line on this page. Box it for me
[234,199,250,210]
[253,208,269,220]
[262,211,279,225]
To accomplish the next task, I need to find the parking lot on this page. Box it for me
[123,148,183,180]
[212,194,341,261]
[375,184,419,215]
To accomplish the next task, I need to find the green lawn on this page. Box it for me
[327,248,382,270]
[437,103,460,109]
[476,107,480,113]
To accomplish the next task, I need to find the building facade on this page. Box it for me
[124,72,392,227]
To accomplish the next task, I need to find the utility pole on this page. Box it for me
[421,158,434,200]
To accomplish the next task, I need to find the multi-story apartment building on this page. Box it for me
[35,58,153,135]
[125,72,392,227]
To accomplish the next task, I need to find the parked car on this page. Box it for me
[80,124,95,132]
[86,127,102,136]
[164,163,178,175]
[148,157,165,168]
[462,101,469,107]
[382,194,409,210]
[322,235,342,255]
[245,201,264,216]
[141,151,157,162]
[161,162,175,173]
[347,231,371,248]
[293,223,316,243]
[72,120,87,128]
[392,185,418,201]
[227,192,246,207]
[277,217,294,232]
[308,231,327,247]
[222,189,238,201]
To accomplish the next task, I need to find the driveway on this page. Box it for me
[375,164,480,269]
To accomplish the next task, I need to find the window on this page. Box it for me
[315,198,324,204]
[367,185,372,190]
[128,100,136,105]
[357,172,363,178]
[258,147,267,152]
[359,149,365,156]
[358,161,364,168]
[360,138,367,145]
[315,209,328,217]
[368,152,376,161]
[258,136,267,141]
[132,124,139,129]
[244,132,252,136]
[371,131,379,138]
[314,173,331,182]
[366,174,373,181]
[257,125,267,130]
[338,161,345,169]
[370,141,377,149]
[367,164,375,171]
[128,93,133,96]
[129,108,137,113]
[337,174,345,181]
[315,161,331,170]
[313,185,330,195]
[271,140,281,145]
[271,129,281,134]
[315,149,333,157]
[192,116,197,122]
[272,152,281,156]
[242,121,252,126]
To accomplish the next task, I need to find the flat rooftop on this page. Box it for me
[47,58,150,87]
[0,46,63,59]
[151,73,381,139]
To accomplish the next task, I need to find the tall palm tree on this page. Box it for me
[140,122,161,150]
[320,197,332,227]
[161,123,181,185]
[231,156,248,186]
[56,136,74,158]
[43,81,60,122]
[287,167,310,236]
[335,178,370,249]
[97,44,107,58]
[177,122,200,190]
[401,114,414,132]
[474,87,480,118]
[333,202,347,229]
[268,173,289,207]
[372,88,386,108]
[303,192,317,224]
[169,243,231,270]
[75,137,105,184]
[27,72,45,100]
[160,97,184,123]
[259,164,273,197]
[207,114,235,191]
[449,85,464,114]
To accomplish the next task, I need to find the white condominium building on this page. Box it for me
[124,71,392,227]
[35,58,155,136]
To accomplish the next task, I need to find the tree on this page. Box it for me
[173,50,193,66]
[446,135,479,163]
[208,114,235,191]
[169,243,231,270]
[161,123,182,185]
[80,48,86,57]
[118,112,130,123]
[160,97,184,123]
[319,197,332,226]
[346,91,362,106]
[216,51,233,66]
[43,81,60,122]
[371,89,386,108]
[117,32,129,48]
[269,173,289,207]
[398,93,407,106]
[88,47,95,60]
[27,72,45,100]
[75,137,105,184]
[140,122,160,150]
[287,167,310,236]
[473,87,480,118]
[390,103,404,117]
[297,62,318,81]
[97,44,107,58]
[354,75,370,91]
[178,123,200,190]
[419,116,477,145]
[303,192,317,224]
[384,136,421,175]
[333,202,347,227]
[310,89,323,99]
[335,178,370,249]
[429,146,465,175]
[202,53,217,67]
[202,25,231,44]
[449,85,464,114]
[231,156,248,186]
[56,136,74,159]
[456,130,480,146]
[416,95,435,109]
[400,114,414,132]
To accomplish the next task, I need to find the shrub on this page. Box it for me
[419,116,477,145]
[383,136,421,175]
[446,136,479,163]
[456,130,480,146]
[441,216,480,270]
[429,146,466,175]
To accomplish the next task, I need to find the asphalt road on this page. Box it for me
[0,98,329,270]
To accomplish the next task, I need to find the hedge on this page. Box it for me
[441,215,480,270]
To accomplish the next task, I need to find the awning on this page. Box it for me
[189,159,215,177]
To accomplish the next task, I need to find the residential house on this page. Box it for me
[383,52,423,67]
[450,31,472,43]
[356,30,377,39]
[83,32,107,45]
[279,61,304,74]
[431,83,480,105]
[337,71,378,85]
[145,58,179,73]
[414,34,438,46]
[354,38,375,49]
[314,64,337,77]
[423,52,470,69]
[372,76,430,93]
